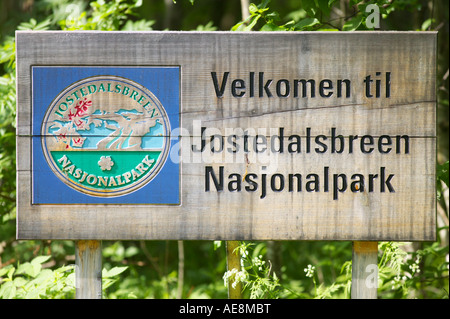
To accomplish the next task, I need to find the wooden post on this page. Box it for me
[176,240,184,299]
[351,241,378,299]
[75,240,102,299]
[226,241,243,299]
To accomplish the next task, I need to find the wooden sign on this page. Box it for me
[16,31,436,241]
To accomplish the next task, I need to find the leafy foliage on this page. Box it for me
[0,255,128,299]
[0,256,75,299]
[231,0,426,32]
[59,0,153,31]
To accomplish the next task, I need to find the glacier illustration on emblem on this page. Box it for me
[47,97,164,151]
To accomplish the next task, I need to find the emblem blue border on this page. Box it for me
[32,66,180,204]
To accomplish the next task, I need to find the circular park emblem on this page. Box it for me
[41,75,171,197]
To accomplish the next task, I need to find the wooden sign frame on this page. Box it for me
[16,31,436,241]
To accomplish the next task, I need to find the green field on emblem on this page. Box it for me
[51,150,161,190]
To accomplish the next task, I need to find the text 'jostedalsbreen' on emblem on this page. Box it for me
[41,75,171,197]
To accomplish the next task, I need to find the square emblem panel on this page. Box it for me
[32,66,180,204]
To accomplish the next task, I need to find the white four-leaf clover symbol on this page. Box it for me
[98,156,114,171]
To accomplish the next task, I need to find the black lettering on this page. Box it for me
[333,174,347,200]
[306,127,311,153]
[380,167,395,192]
[294,79,315,98]
[231,79,245,97]
[259,72,273,97]
[249,72,255,97]
[331,128,344,153]
[271,127,284,153]
[276,79,290,97]
[205,166,223,191]
[271,174,284,192]
[288,134,301,153]
[378,135,392,154]
[243,132,250,152]
[288,174,302,192]
[369,173,378,192]
[254,135,267,153]
[361,135,374,153]
[228,173,241,191]
[210,135,224,153]
[227,135,239,153]
[306,174,319,192]
[244,173,258,192]
[192,127,206,152]
[364,75,373,98]
[211,72,229,98]
[315,135,328,153]
[351,174,364,192]
[319,79,333,97]
[337,79,351,98]
[376,71,382,98]
[348,135,359,153]
[261,173,266,199]
[386,72,391,98]
[395,135,409,154]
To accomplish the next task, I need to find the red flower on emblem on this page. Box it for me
[67,98,92,130]
[74,98,92,117]
[72,136,86,148]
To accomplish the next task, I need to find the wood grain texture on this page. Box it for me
[16,31,436,241]
[75,240,102,299]
[351,241,378,299]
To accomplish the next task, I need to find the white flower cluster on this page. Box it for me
[408,256,421,274]
[304,264,315,278]
[392,257,422,290]
[252,255,266,271]
[223,268,248,289]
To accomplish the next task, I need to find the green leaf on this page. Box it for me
[242,16,261,31]
[16,262,41,278]
[13,276,28,287]
[102,266,128,278]
[249,3,259,14]
[122,19,155,31]
[0,281,16,299]
[31,255,51,265]
[316,28,339,31]
[437,161,449,187]
[125,246,139,258]
[294,17,320,30]
[260,22,285,31]
[213,240,222,250]
[317,0,332,17]
[17,18,51,31]
[194,21,217,31]
[343,15,363,31]
[0,265,15,277]
[301,0,318,17]
[421,18,435,31]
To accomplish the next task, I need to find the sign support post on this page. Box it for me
[226,241,243,299]
[75,240,102,299]
[351,241,378,299]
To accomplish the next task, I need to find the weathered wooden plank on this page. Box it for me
[75,240,102,299]
[16,31,436,241]
[351,241,378,299]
